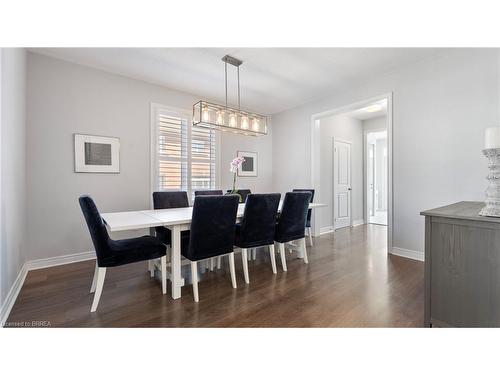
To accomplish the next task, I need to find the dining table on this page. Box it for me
[101,201,326,299]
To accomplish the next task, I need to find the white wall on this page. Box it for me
[319,114,363,230]
[220,125,273,193]
[1,48,27,306]
[26,52,272,261]
[363,115,387,133]
[272,49,498,256]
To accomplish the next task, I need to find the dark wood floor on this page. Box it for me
[7,224,424,327]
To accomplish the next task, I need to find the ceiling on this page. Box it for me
[30,48,447,115]
[348,99,387,120]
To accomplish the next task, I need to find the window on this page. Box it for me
[151,104,218,199]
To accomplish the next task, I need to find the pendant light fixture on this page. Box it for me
[193,55,268,136]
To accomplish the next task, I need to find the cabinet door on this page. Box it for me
[430,220,500,327]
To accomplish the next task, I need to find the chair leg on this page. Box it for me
[90,267,106,312]
[148,260,154,277]
[278,242,287,272]
[161,255,167,294]
[247,249,252,261]
[191,261,199,302]
[302,238,309,264]
[252,248,257,260]
[229,253,237,288]
[210,257,214,272]
[217,256,222,269]
[241,249,249,284]
[308,227,313,247]
[269,244,277,274]
[90,260,98,293]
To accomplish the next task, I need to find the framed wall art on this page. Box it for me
[237,151,257,177]
[74,134,120,173]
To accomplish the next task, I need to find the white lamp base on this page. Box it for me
[479,148,500,217]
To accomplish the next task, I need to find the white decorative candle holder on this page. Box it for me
[479,148,500,217]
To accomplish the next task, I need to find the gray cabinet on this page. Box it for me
[421,201,500,327]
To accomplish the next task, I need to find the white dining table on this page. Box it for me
[101,201,326,299]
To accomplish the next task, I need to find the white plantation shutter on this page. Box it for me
[156,112,188,191]
[152,105,217,198]
[190,126,216,192]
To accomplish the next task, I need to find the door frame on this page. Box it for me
[363,128,388,225]
[310,92,393,253]
[332,137,353,229]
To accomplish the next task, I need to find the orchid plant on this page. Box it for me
[228,156,245,202]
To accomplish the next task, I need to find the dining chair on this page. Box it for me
[194,189,223,196]
[153,190,189,209]
[152,191,189,245]
[274,191,312,271]
[228,189,252,260]
[234,193,281,283]
[151,191,190,275]
[226,189,251,203]
[79,195,167,312]
[292,189,315,246]
[181,195,240,302]
[193,190,225,270]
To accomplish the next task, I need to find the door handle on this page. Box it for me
[348,188,352,191]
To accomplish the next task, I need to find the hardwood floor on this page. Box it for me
[6,224,424,327]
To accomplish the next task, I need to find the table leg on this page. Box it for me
[170,225,182,299]
[149,227,156,276]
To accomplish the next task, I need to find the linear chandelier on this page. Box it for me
[193,55,268,136]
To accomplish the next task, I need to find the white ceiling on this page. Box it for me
[348,99,387,120]
[30,48,447,115]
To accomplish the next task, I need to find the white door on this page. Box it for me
[333,140,352,229]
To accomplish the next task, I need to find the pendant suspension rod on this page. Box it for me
[237,65,241,110]
[224,61,228,109]
[221,54,243,110]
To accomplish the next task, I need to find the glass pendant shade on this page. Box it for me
[193,101,267,136]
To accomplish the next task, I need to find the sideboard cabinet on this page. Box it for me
[421,201,500,327]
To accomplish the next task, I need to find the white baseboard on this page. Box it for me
[320,220,364,234]
[391,247,424,262]
[0,263,28,327]
[319,226,334,235]
[352,219,365,227]
[26,251,95,271]
[1,250,95,326]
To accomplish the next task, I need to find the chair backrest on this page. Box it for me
[186,195,239,260]
[292,189,314,224]
[78,195,111,261]
[238,193,281,247]
[153,191,189,209]
[226,189,251,202]
[194,190,223,196]
[275,192,312,243]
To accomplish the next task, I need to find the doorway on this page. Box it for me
[310,93,393,252]
[366,130,387,225]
